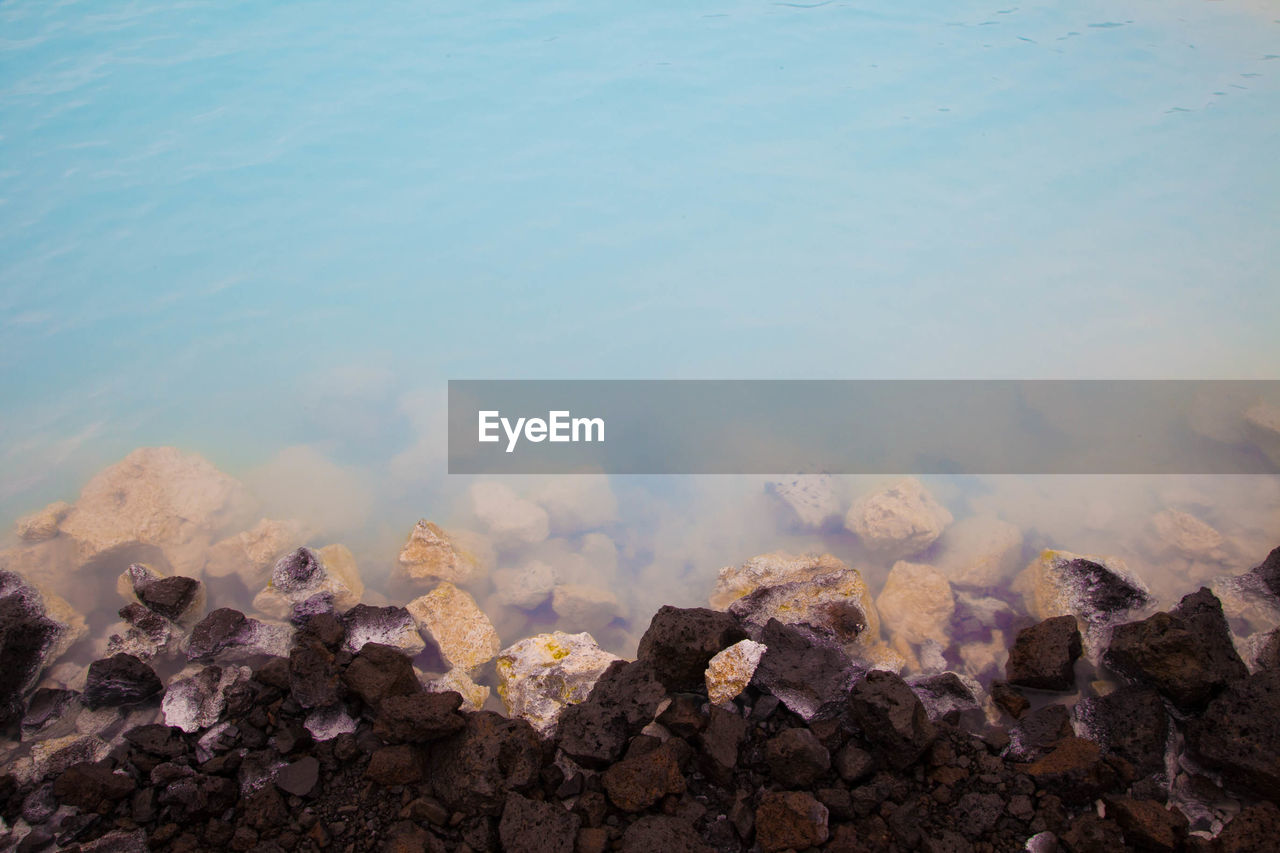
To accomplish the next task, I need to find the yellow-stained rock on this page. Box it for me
[710,551,850,611]
[705,639,767,705]
[876,561,955,651]
[407,582,500,672]
[394,520,480,588]
[726,561,880,648]
[427,667,490,712]
[844,477,953,559]
[495,631,620,735]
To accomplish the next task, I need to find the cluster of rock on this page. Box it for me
[1,543,1278,851]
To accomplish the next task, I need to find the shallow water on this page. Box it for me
[2,2,1280,687]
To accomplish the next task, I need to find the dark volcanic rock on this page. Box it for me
[556,701,629,768]
[188,608,248,660]
[366,744,424,785]
[756,790,830,852]
[1074,685,1170,777]
[1252,546,1280,599]
[1103,796,1188,851]
[601,741,686,812]
[1215,802,1280,853]
[1006,616,1082,691]
[288,641,341,709]
[275,755,319,796]
[1058,556,1153,622]
[1103,587,1248,712]
[124,724,189,758]
[53,762,135,812]
[1007,703,1072,762]
[498,793,580,853]
[991,681,1030,719]
[341,642,420,706]
[698,704,748,784]
[1022,736,1118,804]
[271,547,323,593]
[0,572,69,728]
[1257,628,1280,672]
[582,658,668,731]
[137,575,202,621]
[1186,669,1280,802]
[21,687,78,738]
[373,692,465,743]
[752,619,862,721]
[621,815,711,853]
[428,711,543,815]
[83,653,163,709]
[766,727,831,787]
[849,669,936,769]
[833,743,875,783]
[636,605,747,692]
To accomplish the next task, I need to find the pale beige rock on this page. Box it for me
[766,475,841,530]
[535,476,618,533]
[25,734,111,783]
[427,667,490,712]
[16,501,72,542]
[1149,509,1226,559]
[407,582,500,672]
[204,518,306,586]
[496,631,620,735]
[551,583,624,633]
[958,629,1007,681]
[705,639,767,705]
[492,561,558,610]
[845,478,953,559]
[710,551,849,610]
[1244,402,1280,467]
[469,482,549,546]
[726,564,880,647]
[933,515,1023,588]
[876,561,955,649]
[59,447,254,577]
[394,520,480,588]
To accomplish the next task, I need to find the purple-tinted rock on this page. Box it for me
[83,653,163,709]
[751,619,862,721]
[0,571,75,728]
[272,547,323,593]
[341,642,420,706]
[275,755,320,796]
[137,575,202,622]
[188,608,248,660]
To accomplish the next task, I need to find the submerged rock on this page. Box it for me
[407,582,500,672]
[83,653,163,709]
[394,520,481,588]
[844,477,953,559]
[341,603,425,656]
[162,664,248,732]
[765,474,841,530]
[107,602,184,661]
[551,583,624,633]
[58,447,253,577]
[1149,509,1227,560]
[492,561,557,610]
[203,517,305,587]
[1005,615,1082,692]
[469,482,550,546]
[933,515,1024,588]
[15,500,72,542]
[729,566,878,649]
[752,620,862,721]
[710,551,848,611]
[1103,587,1248,712]
[425,667,490,711]
[1015,549,1153,649]
[0,570,87,727]
[496,631,620,735]
[253,545,363,621]
[705,639,767,705]
[21,687,79,739]
[875,560,954,659]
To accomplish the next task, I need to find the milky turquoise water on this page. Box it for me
[2,1,1279,613]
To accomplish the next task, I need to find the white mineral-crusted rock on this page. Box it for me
[162,664,249,733]
[341,604,426,655]
[406,582,500,672]
[469,482,550,546]
[107,604,185,661]
[58,447,254,577]
[204,518,307,586]
[496,631,620,735]
[1013,550,1154,654]
[727,564,880,648]
[426,667,490,712]
[304,705,358,742]
[252,545,363,621]
[534,475,618,534]
[0,571,88,719]
[187,608,294,663]
[15,501,72,542]
[1211,570,1280,635]
[115,563,206,625]
[26,734,111,783]
[875,561,955,666]
[492,561,558,610]
[394,520,481,588]
[710,551,850,611]
[906,671,986,723]
[932,515,1023,588]
[765,475,842,530]
[551,583,624,633]
[705,639,767,705]
[844,477,953,559]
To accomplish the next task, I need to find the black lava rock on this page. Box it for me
[137,575,201,621]
[1186,669,1280,802]
[849,670,936,769]
[1005,616,1082,692]
[636,606,747,692]
[83,653,163,709]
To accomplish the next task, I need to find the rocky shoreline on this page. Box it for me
[2,552,1280,852]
